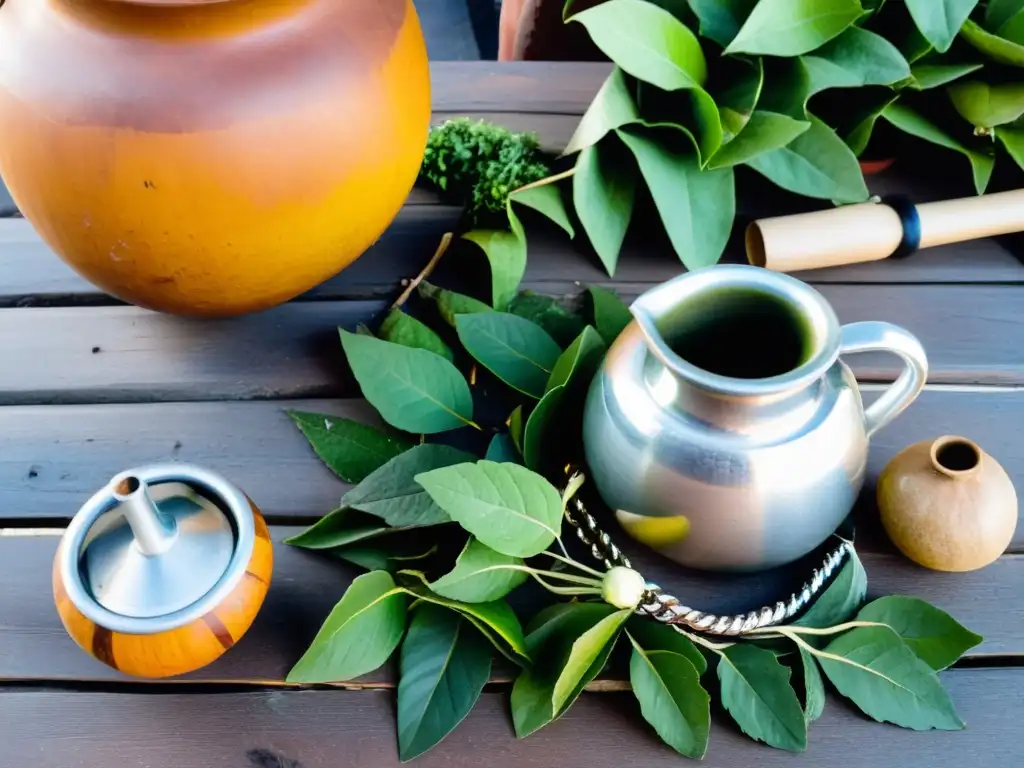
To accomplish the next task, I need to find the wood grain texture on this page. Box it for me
[0,671,1019,767]
[0,284,1019,407]
[52,506,273,678]
[0,389,1020,546]
[4,207,1021,309]
[0,302,387,405]
[0,525,1018,683]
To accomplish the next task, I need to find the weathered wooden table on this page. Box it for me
[1,62,1022,767]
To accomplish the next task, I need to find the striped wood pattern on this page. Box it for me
[52,505,273,678]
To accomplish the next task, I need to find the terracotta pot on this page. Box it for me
[0,0,431,317]
[859,157,896,175]
[877,435,1018,572]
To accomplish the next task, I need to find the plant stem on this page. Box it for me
[391,231,453,310]
[539,550,606,579]
[744,619,889,639]
[511,167,576,195]
[670,625,735,653]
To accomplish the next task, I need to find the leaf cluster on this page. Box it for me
[281,278,985,761]
[419,117,553,225]
[436,0,1024,309]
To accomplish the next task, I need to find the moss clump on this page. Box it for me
[420,118,552,224]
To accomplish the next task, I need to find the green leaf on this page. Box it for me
[587,286,634,347]
[524,326,607,471]
[355,322,375,337]
[856,596,983,670]
[522,390,564,472]
[429,538,529,603]
[881,101,995,193]
[564,67,640,156]
[284,507,391,550]
[844,91,901,155]
[900,28,933,65]
[799,647,826,723]
[708,111,811,169]
[997,125,1024,169]
[418,282,493,327]
[546,324,606,392]
[286,410,412,485]
[746,114,868,203]
[485,433,520,463]
[758,57,812,120]
[909,62,984,89]
[987,0,1024,34]
[340,330,474,434]
[402,579,530,665]
[717,644,807,752]
[794,546,867,628]
[960,18,1024,66]
[570,0,708,90]
[724,0,862,57]
[508,405,525,452]
[397,604,491,761]
[342,443,476,528]
[510,182,575,239]
[628,639,710,758]
[511,603,620,737]
[949,80,1024,128]
[618,126,735,270]
[625,616,707,674]
[415,460,562,557]
[455,312,562,398]
[574,138,637,276]
[507,292,587,348]
[330,540,438,573]
[714,56,764,137]
[817,626,965,730]
[287,571,408,683]
[905,0,979,53]
[635,83,725,165]
[803,26,911,94]
[686,0,758,48]
[378,309,453,361]
[553,609,631,711]
[463,227,527,311]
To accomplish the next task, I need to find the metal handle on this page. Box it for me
[839,321,928,438]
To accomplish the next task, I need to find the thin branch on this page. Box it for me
[670,625,735,653]
[538,550,606,579]
[511,167,577,195]
[744,620,889,638]
[391,231,454,310]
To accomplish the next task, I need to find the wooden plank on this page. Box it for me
[0,206,461,307]
[0,526,1017,683]
[0,389,1021,547]
[429,61,609,114]
[0,671,1019,766]
[3,190,1021,311]
[0,284,1020,406]
[0,301,387,405]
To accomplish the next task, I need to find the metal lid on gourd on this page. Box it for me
[59,463,256,634]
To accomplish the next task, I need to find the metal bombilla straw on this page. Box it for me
[111,473,178,556]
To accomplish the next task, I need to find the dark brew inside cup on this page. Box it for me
[660,286,812,379]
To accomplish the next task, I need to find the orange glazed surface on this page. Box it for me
[0,0,431,316]
[53,505,274,679]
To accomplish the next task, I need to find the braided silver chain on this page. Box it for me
[562,470,853,637]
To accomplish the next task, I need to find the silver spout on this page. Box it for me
[110,472,178,556]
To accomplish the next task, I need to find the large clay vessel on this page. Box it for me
[0,0,431,316]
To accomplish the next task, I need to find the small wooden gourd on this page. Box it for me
[53,464,273,678]
[877,436,1018,572]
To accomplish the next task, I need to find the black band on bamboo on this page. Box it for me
[882,195,921,260]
